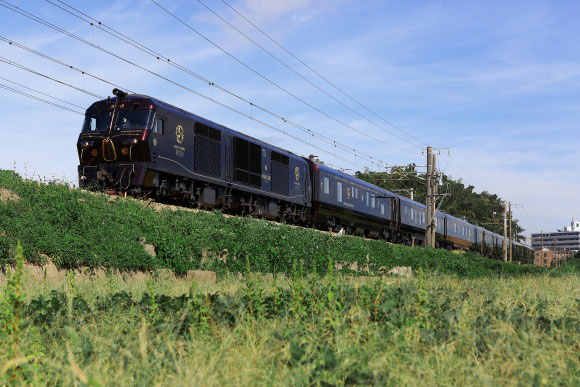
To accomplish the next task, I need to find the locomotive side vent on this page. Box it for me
[271,151,289,195]
[234,137,261,187]
[194,123,221,177]
[102,137,117,161]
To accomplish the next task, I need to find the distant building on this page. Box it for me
[533,249,569,268]
[531,218,580,252]
[562,219,580,232]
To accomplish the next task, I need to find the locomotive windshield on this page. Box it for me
[82,109,154,132]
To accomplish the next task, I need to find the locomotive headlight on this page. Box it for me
[122,138,138,146]
[81,140,93,149]
[91,149,98,157]
[121,147,129,156]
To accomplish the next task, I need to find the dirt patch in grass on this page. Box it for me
[0,187,19,203]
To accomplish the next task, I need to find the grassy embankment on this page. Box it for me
[0,169,563,277]
[1,169,579,384]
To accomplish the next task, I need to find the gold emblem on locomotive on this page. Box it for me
[175,125,184,144]
[294,166,300,181]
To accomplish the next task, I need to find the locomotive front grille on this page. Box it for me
[102,138,117,161]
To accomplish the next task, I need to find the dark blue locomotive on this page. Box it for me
[77,90,533,262]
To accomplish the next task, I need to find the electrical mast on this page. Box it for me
[425,147,438,248]
[426,147,433,248]
[509,202,512,261]
[503,201,508,262]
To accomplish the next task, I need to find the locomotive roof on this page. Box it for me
[96,94,304,159]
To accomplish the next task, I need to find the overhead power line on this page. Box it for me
[195,0,423,150]
[0,56,103,99]
[150,0,419,156]
[220,0,427,148]
[0,75,86,109]
[0,82,83,115]
[0,36,134,93]
[448,154,487,193]
[1,1,380,169]
[38,0,393,168]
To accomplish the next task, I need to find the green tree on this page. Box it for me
[355,166,526,242]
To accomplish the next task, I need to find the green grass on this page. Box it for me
[1,264,578,385]
[1,174,578,385]
[0,169,563,278]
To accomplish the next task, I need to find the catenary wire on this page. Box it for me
[0,2,379,169]
[217,0,544,232]
[2,3,542,237]
[220,0,427,148]
[0,74,86,109]
[448,154,487,192]
[0,56,104,99]
[0,82,83,115]
[0,36,135,94]
[150,0,420,156]
[195,0,424,150]
[0,61,367,170]
[39,0,393,168]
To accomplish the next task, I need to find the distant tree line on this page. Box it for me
[355,165,526,242]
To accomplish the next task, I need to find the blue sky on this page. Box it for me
[1,0,579,239]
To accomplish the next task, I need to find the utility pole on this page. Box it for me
[509,202,513,261]
[426,147,433,248]
[503,201,508,262]
[430,151,437,246]
[425,147,448,248]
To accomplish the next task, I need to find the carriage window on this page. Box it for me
[323,177,330,195]
[411,208,414,220]
[155,118,164,134]
[366,192,369,206]
[337,182,342,203]
[421,212,425,225]
[454,223,457,233]
[371,194,375,208]
[381,203,385,215]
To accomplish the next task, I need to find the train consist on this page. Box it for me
[77,90,533,262]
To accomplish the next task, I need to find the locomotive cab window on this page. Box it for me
[82,111,113,132]
[380,203,385,215]
[86,117,97,131]
[154,117,165,134]
[323,177,330,195]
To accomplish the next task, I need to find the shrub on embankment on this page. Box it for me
[0,170,559,277]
